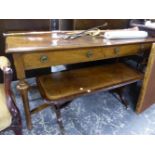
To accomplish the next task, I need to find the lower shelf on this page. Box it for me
[37,63,143,101]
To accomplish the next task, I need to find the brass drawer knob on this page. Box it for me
[114,47,120,55]
[40,55,48,63]
[86,50,94,58]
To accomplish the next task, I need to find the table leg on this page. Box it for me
[110,87,129,109]
[52,104,65,135]
[17,80,32,130]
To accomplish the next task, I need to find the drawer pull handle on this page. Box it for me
[114,47,120,55]
[40,55,48,63]
[86,51,93,58]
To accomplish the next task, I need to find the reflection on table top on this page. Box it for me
[4,30,155,53]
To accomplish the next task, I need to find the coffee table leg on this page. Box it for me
[17,80,32,130]
[52,105,65,134]
[110,87,129,109]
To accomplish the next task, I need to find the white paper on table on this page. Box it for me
[145,21,155,29]
[51,65,66,73]
[103,30,148,39]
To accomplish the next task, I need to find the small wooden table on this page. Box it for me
[4,31,155,130]
[37,63,143,101]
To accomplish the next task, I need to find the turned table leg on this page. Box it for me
[50,103,65,135]
[17,80,32,130]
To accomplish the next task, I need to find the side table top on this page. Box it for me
[4,30,155,53]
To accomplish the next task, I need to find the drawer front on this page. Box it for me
[23,47,103,70]
[103,43,151,58]
[22,43,152,70]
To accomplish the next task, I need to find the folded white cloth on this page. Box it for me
[104,30,148,39]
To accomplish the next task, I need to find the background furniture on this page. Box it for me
[59,19,130,30]
[136,44,155,112]
[0,56,22,134]
[4,30,154,130]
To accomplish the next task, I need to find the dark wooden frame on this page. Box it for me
[0,66,22,135]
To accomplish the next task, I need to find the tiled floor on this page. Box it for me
[1,78,155,135]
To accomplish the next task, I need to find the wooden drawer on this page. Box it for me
[103,43,151,58]
[22,43,151,70]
